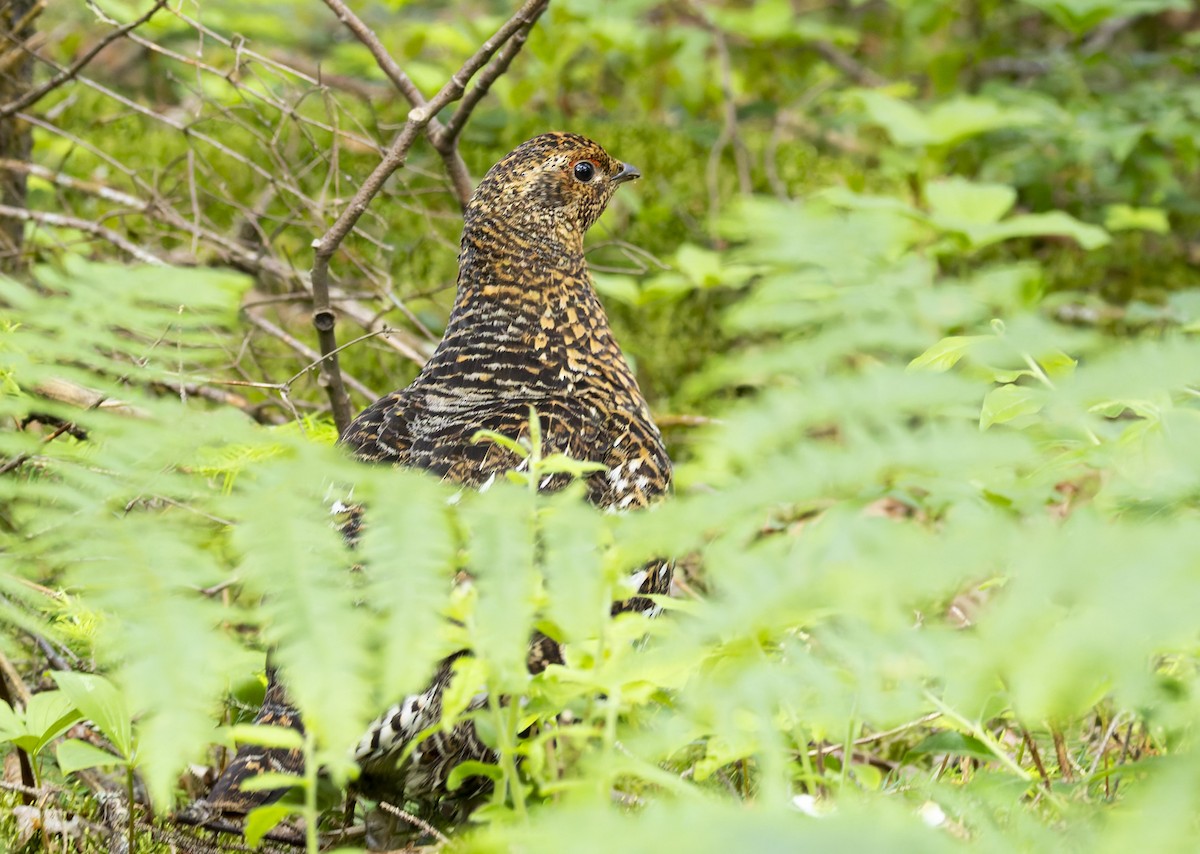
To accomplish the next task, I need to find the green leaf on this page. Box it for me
[472,429,530,458]
[906,730,997,761]
[56,739,126,773]
[925,178,1017,225]
[1104,204,1170,234]
[858,91,1038,148]
[357,467,458,702]
[237,772,305,793]
[1039,349,1078,379]
[244,804,293,848]
[228,723,305,750]
[592,273,641,306]
[674,243,723,287]
[908,336,986,372]
[462,483,537,692]
[229,443,372,765]
[25,692,83,755]
[535,454,607,477]
[446,759,504,792]
[1019,0,1187,35]
[440,655,488,729]
[968,212,1111,251]
[980,384,1046,429]
[51,672,132,759]
[0,701,22,743]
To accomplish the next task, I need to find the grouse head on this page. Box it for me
[465,132,641,243]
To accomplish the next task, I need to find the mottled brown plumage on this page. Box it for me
[343,132,670,509]
[190,133,670,830]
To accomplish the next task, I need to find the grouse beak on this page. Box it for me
[612,162,642,185]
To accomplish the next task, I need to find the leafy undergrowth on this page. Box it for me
[3,186,1200,852]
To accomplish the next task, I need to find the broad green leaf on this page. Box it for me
[980,384,1045,429]
[591,273,641,306]
[237,772,305,792]
[1039,349,1078,379]
[858,91,1038,148]
[967,212,1111,251]
[51,672,132,759]
[446,759,504,792]
[1019,0,1187,35]
[25,691,83,755]
[0,701,22,743]
[674,244,723,286]
[906,730,997,761]
[925,178,1017,225]
[56,739,126,773]
[229,723,305,750]
[244,804,293,848]
[1104,204,1170,234]
[907,336,987,372]
[440,655,488,730]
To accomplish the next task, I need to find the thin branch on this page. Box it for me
[687,2,751,219]
[318,0,429,108]
[0,0,169,119]
[0,648,35,801]
[1021,727,1053,792]
[309,0,550,434]
[317,0,476,208]
[244,308,379,401]
[282,327,393,389]
[0,203,165,264]
[811,40,886,87]
[440,11,542,145]
[0,153,431,365]
[0,157,142,206]
[378,801,450,846]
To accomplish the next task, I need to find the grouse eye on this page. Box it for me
[572,160,596,183]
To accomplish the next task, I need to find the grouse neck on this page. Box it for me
[445,216,606,333]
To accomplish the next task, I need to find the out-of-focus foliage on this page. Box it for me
[4,0,1200,851]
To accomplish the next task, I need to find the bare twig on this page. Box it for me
[0,151,430,366]
[1051,726,1075,782]
[33,634,77,672]
[318,0,475,207]
[378,800,450,846]
[440,11,541,146]
[244,308,379,401]
[309,0,550,434]
[283,327,394,389]
[0,418,81,476]
[1021,728,1052,792]
[0,157,142,206]
[655,413,719,429]
[0,0,169,119]
[0,203,164,264]
[0,647,35,801]
[687,2,751,219]
[811,40,886,87]
[1084,713,1125,781]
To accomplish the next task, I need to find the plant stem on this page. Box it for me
[490,692,527,818]
[126,766,136,854]
[304,730,319,854]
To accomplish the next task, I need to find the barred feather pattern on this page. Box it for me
[194,132,671,825]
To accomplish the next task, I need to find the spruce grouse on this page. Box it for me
[193,132,671,828]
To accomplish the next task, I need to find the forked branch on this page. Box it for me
[0,0,168,119]
[310,0,550,434]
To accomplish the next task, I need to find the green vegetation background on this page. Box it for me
[4,0,1200,850]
